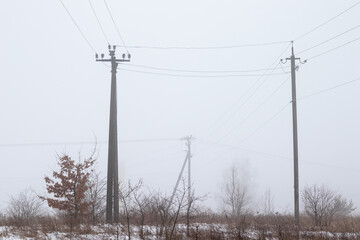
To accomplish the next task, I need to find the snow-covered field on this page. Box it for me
[1,224,360,240]
[0,225,140,240]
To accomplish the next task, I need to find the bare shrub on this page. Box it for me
[118,179,143,240]
[131,182,151,239]
[221,162,252,217]
[188,224,225,240]
[87,171,106,224]
[185,188,207,237]
[261,189,275,215]
[302,184,355,227]
[7,189,43,226]
[0,209,6,226]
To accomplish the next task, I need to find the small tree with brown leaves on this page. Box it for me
[41,154,95,226]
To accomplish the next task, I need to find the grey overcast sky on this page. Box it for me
[0,0,359,213]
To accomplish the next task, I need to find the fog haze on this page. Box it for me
[0,0,359,213]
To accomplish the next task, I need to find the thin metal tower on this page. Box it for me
[96,45,130,223]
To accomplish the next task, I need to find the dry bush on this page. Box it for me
[12,226,40,239]
[200,224,226,240]
[0,210,6,226]
[302,184,355,227]
[37,214,62,233]
[194,209,226,225]
[222,162,253,217]
[324,215,360,233]
[7,189,43,227]
[87,171,106,225]
[0,225,10,238]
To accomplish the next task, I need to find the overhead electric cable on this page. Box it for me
[215,76,290,142]
[115,40,290,50]
[104,0,129,53]
[238,102,290,144]
[297,24,360,54]
[117,67,289,78]
[204,63,284,139]
[295,1,360,41]
[198,43,291,138]
[306,36,360,60]
[125,143,183,161]
[197,138,291,160]
[195,77,290,161]
[298,77,360,101]
[88,0,110,44]
[198,138,360,173]
[58,0,96,52]
[117,138,181,143]
[123,63,290,73]
[197,133,292,170]
[0,138,181,147]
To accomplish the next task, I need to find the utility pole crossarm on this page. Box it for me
[115,59,130,62]
[95,59,130,62]
[95,45,131,63]
[96,59,112,62]
[285,57,300,60]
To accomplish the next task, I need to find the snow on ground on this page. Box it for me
[1,224,360,239]
[0,225,138,240]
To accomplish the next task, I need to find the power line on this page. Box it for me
[117,67,289,78]
[297,24,360,54]
[0,141,99,147]
[111,2,359,50]
[306,36,360,60]
[115,40,290,50]
[123,63,290,73]
[195,138,291,172]
[237,102,290,144]
[58,0,96,52]
[195,75,289,160]
[197,138,360,172]
[125,143,183,162]
[204,64,285,139]
[297,76,360,101]
[197,138,291,160]
[118,137,181,143]
[104,0,129,53]
[0,138,181,147]
[295,1,360,41]
[215,76,290,142]
[113,1,359,52]
[198,43,291,138]
[88,0,110,44]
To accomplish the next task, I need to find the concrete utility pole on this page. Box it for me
[167,136,194,226]
[282,42,305,232]
[96,45,130,223]
[168,136,194,208]
[182,136,193,207]
[182,135,194,237]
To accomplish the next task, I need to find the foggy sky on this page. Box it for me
[0,0,359,213]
